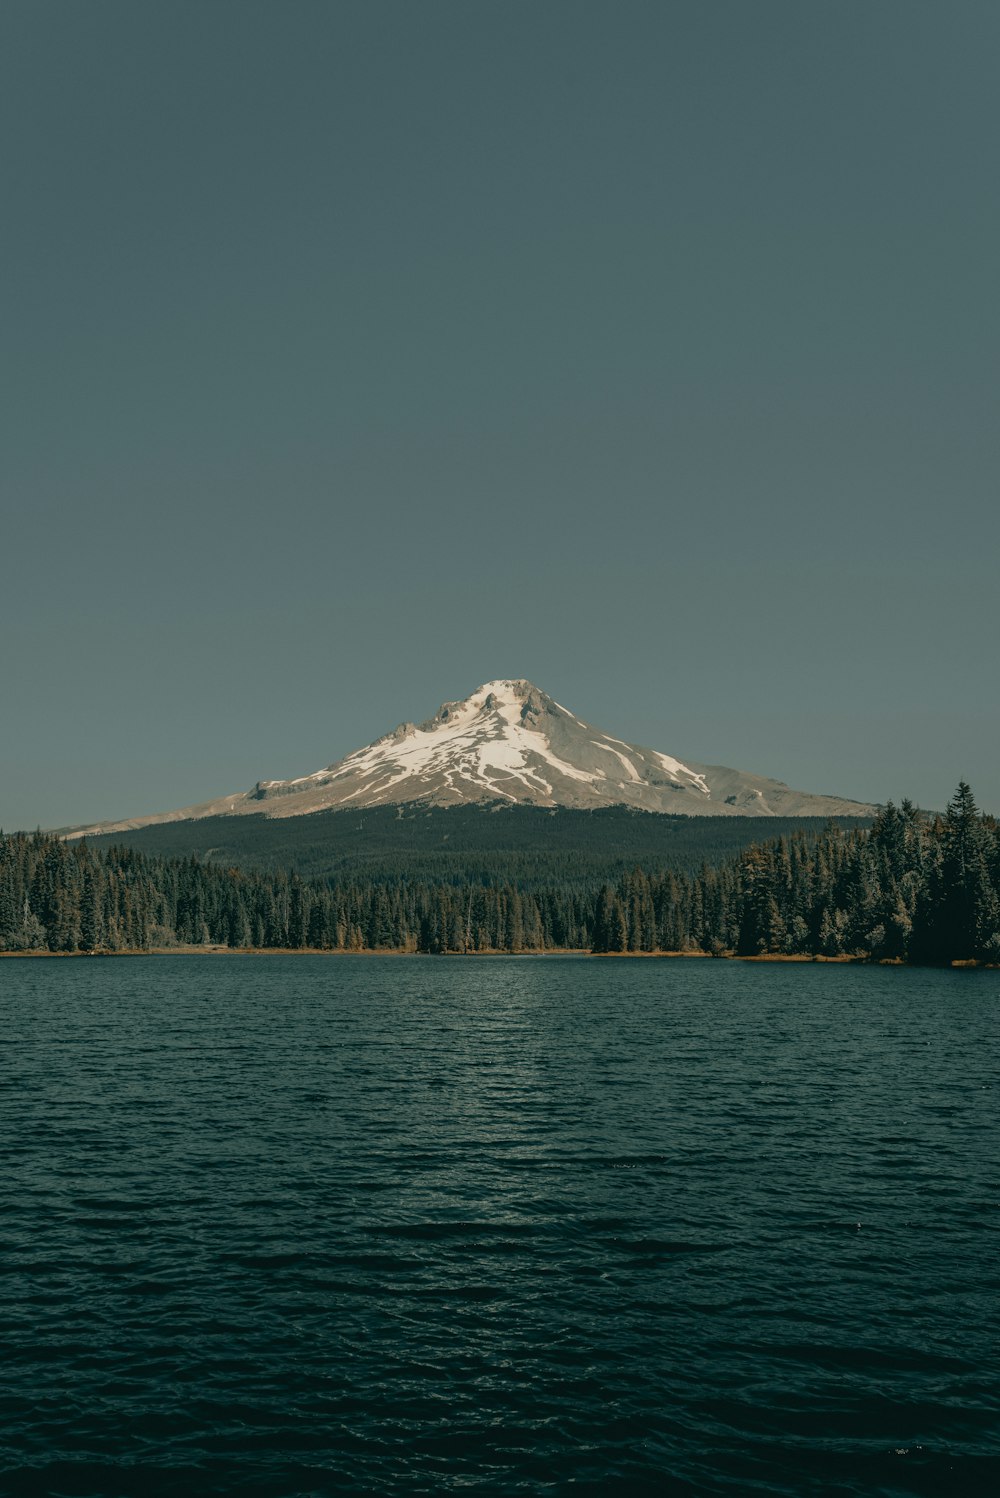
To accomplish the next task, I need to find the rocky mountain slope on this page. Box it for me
[67,679,875,837]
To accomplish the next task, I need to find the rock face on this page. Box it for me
[68,678,876,835]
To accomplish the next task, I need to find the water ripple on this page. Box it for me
[1,955,998,1494]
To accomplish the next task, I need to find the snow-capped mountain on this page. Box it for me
[68,679,875,836]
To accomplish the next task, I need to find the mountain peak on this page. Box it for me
[474,677,536,696]
[426,678,553,731]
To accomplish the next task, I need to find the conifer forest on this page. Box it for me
[2,785,997,965]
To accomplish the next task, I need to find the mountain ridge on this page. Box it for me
[65,678,876,836]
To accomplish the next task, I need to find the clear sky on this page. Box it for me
[3,0,998,830]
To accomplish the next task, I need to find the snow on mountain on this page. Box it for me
[66,678,875,835]
[259,680,712,809]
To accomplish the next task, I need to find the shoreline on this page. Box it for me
[0,947,993,968]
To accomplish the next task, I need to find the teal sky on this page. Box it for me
[3,1,998,829]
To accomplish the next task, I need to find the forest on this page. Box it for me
[1,785,997,965]
[76,802,871,887]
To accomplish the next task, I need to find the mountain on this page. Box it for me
[67,679,875,837]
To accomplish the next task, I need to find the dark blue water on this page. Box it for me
[1,957,998,1496]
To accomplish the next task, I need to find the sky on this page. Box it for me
[2,0,998,830]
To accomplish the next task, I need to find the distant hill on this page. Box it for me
[81,802,873,890]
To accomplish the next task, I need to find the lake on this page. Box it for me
[2,956,998,1495]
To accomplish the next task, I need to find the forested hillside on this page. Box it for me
[75,803,871,887]
[2,785,997,964]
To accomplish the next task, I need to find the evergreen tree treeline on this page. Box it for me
[1,785,997,964]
